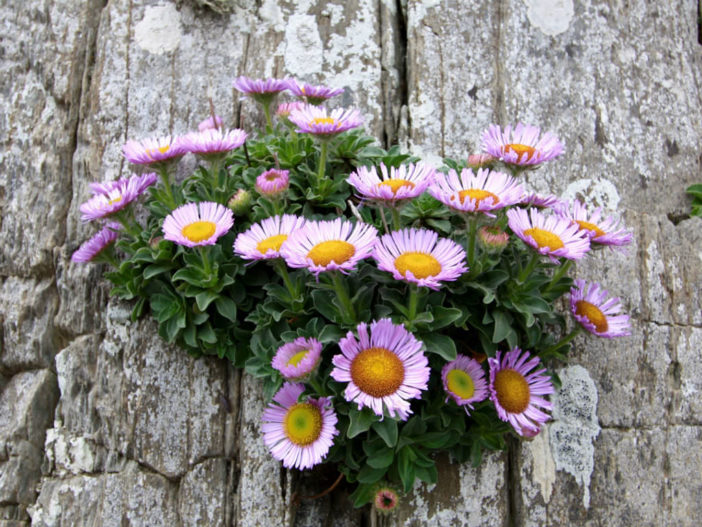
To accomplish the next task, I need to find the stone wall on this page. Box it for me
[1,0,700,525]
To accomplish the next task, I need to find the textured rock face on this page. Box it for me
[0,0,700,525]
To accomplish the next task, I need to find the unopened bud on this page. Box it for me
[467,153,496,169]
[373,486,400,514]
[228,189,253,215]
[478,225,509,252]
[198,115,223,131]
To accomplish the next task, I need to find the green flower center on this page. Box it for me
[287,350,309,367]
[446,369,475,400]
[284,403,322,446]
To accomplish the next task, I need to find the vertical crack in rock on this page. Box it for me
[492,0,507,124]
[235,32,252,128]
[506,436,524,527]
[698,0,702,45]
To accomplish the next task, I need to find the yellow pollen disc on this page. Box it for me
[493,369,530,413]
[283,403,322,446]
[394,252,442,279]
[182,221,216,243]
[287,350,309,367]
[311,117,337,126]
[523,227,564,251]
[350,347,405,398]
[504,143,536,159]
[446,369,475,400]
[458,188,499,206]
[307,240,356,266]
[157,145,170,154]
[377,179,416,195]
[108,195,123,206]
[575,300,609,333]
[576,220,606,238]
[256,234,288,254]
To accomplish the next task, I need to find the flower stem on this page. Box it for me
[545,259,573,292]
[331,272,356,325]
[390,207,402,231]
[274,259,298,303]
[157,166,177,210]
[543,326,583,355]
[466,215,478,268]
[407,284,419,325]
[199,246,212,278]
[263,103,273,134]
[518,252,541,283]
[378,206,390,234]
[308,376,326,397]
[316,141,328,188]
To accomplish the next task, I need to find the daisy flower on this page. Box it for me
[198,115,223,131]
[373,228,467,289]
[482,123,564,166]
[122,135,188,165]
[262,383,338,470]
[80,173,158,222]
[488,347,554,436]
[255,168,290,197]
[286,79,344,105]
[272,337,323,381]
[288,105,362,137]
[442,354,489,412]
[330,318,430,420]
[232,76,291,104]
[347,162,436,204]
[570,279,631,338]
[507,207,590,262]
[181,128,247,157]
[234,214,307,261]
[281,218,377,276]
[71,222,122,263]
[429,168,525,216]
[521,192,564,210]
[557,200,633,248]
[162,202,233,248]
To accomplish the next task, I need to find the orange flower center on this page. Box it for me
[350,347,405,397]
[257,234,288,254]
[523,227,564,250]
[182,221,216,243]
[377,179,415,195]
[287,350,309,367]
[458,189,499,205]
[575,300,609,333]
[307,240,355,266]
[504,143,535,160]
[284,403,322,446]
[576,220,606,238]
[493,368,530,413]
[394,252,442,279]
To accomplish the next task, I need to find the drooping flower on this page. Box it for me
[373,486,400,513]
[181,128,247,157]
[428,168,525,216]
[331,318,430,420]
[198,115,223,131]
[162,202,234,248]
[482,123,564,166]
[80,173,158,222]
[569,279,631,338]
[261,383,339,470]
[347,162,436,204]
[286,79,344,105]
[441,354,489,413]
[234,214,307,261]
[288,105,362,137]
[488,347,554,436]
[373,228,467,289]
[122,135,188,165]
[478,225,510,253]
[71,222,122,263]
[255,168,290,197]
[232,76,291,104]
[272,337,323,381]
[556,200,633,248]
[506,207,590,262]
[281,218,377,276]
[275,101,306,119]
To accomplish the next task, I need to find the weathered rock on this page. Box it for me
[178,458,229,526]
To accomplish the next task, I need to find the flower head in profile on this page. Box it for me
[570,279,631,338]
[429,168,525,217]
[507,207,590,262]
[373,228,467,289]
[488,347,554,436]
[557,200,633,248]
[71,222,122,263]
[275,101,306,120]
[198,115,223,131]
[262,383,338,470]
[122,135,188,165]
[288,105,362,137]
[331,318,430,420]
[482,123,564,167]
[181,128,247,158]
[286,79,344,105]
[80,173,158,222]
[255,168,290,197]
[272,337,323,381]
[521,192,565,210]
[442,354,488,413]
[281,218,377,276]
[234,214,307,261]
[162,202,234,248]
[347,162,436,204]
[233,76,290,105]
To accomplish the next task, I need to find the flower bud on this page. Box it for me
[478,225,509,253]
[467,153,496,169]
[228,189,253,215]
[255,168,290,198]
[373,485,400,514]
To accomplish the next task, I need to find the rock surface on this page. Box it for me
[0,0,700,525]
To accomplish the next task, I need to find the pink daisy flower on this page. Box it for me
[507,207,590,262]
[255,168,290,197]
[162,202,233,248]
[488,347,554,436]
[71,222,122,263]
[262,383,338,470]
[373,228,467,289]
[429,168,525,217]
[233,76,290,104]
[482,123,564,166]
[557,200,633,248]
[521,192,565,210]
[198,115,223,131]
[347,162,436,204]
[281,218,377,276]
[331,318,430,420]
[181,128,247,157]
[276,101,306,119]
[442,354,489,413]
[80,173,158,222]
[272,337,323,381]
[122,135,188,165]
[234,214,307,261]
[288,105,362,137]
[286,79,344,105]
[570,279,631,338]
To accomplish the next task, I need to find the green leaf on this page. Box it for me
[215,296,238,322]
[430,306,463,330]
[397,446,417,492]
[311,289,342,324]
[420,332,457,361]
[347,408,377,438]
[349,482,375,508]
[366,448,395,469]
[172,267,206,287]
[317,324,345,344]
[357,464,387,484]
[372,419,399,448]
[143,264,172,280]
[415,463,438,485]
[492,310,512,343]
[198,323,218,344]
[195,290,219,311]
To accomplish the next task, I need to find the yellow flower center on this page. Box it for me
[256,234,288,254]
[493,368,530,413]
[310,117,337,126]
[107,195,123,206]
[283,403,322,446]
[523,227,564,251]
[394,252,442,279]
[307,240,356,266]
[446,369,475,400]
[146,145,171,158]
[458,189,499,206]
[504,143,535,159]
[287,350,309,367]
[182,221,216,243]
[575,300,609,333]
[377,179,416,195]
[350,347,405,398]
[576,220,606,238]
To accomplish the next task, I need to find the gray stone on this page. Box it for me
[178,458,229,527]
